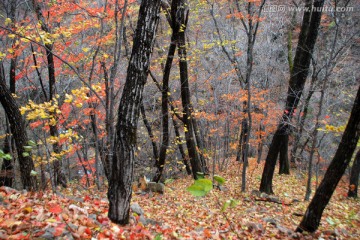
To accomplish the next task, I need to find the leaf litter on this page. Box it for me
[0,159,359,239]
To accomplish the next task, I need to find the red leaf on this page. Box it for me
[49,204,62,214]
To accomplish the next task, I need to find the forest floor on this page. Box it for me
[0,159,359,239]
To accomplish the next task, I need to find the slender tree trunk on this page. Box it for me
[0,64,36,190]
[176,2,203,178]
[348,149,360,198]
[153,32,177,182]
[108,0,161,224]
[172,116,192,175]
[291,77,316,164]
[296,85,360,233]
[140,103,159,165]
[260,0,325,194]
[305,81,326,200]
[33,0,67,188]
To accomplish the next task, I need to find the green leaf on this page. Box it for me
[196,179,213,192]
[23,146,33,152]
[27,140,37,146]
[230,199,239,208]
[154,234,162,240]
[187,178,213,197]
[30,170,38,176]
[3,154,12,160]
[221,200,230,212]
[22,152,30,157]
[187,185,207,197]
[214,175,225,185]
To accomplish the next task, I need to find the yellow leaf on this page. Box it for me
[5,18,12,25]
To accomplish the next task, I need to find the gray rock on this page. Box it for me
[277,225,293,235]
[131,203,144,216]
[263,217,277,226]
[139,215,148,225]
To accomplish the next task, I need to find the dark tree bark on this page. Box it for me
[0,0,17,188]
[107,0,161,225]
[0,133,13,187]
[296,85,360,233]
[32,0,67,188]
[176,1,204,178]
[172,116,192,175]
[0,64,36,190]
[140,102,159,165]
[153,31,177,182]
[260,0,325,194]
[348,149,360,198]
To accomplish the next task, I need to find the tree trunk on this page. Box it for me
[33,0,67,188]
[140,102,159,167]
[176,2,203,178]
[108,0,161,225]
[296,85,360,233]
[260,0,325,194]
[153,31,177,182]
[0,133,13,187]
[172,116,192,175]
[348,149,360,198]
[0,64,36,190]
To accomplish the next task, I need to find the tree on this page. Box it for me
[176,0,205,178]
[348,149,360,198]
[296,84,360,233]
[107,0,161,224]
[260,0,325,194]
[32,0,67,188]
[0,64,36,190]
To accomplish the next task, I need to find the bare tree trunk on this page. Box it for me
[304,78,327,201]
[348,149,360,198]
[260,0,324,194]
[32,0,67,188]
[296,85,360,233]
[0,64,36,190]
[176,0,203,178]
[108,0,161,224]
[153,31,177,182]
[140,102,159,166]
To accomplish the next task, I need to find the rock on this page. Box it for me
[69,204,88,216]
[263,217,277,226]
[246,222,264,232]
[147,182,165,194]
[246,206,257,213]
[251,190,261,197]
[277,225,293,235]
[139,215,148,225]
[131,203,144,216]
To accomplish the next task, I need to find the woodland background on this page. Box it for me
[0,0,359,239]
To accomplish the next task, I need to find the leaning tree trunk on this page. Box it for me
[296,85,360,233]
[260,0,324,194]
[348,149,360,198]
[107,0,161,225]
[0,64,36,190]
